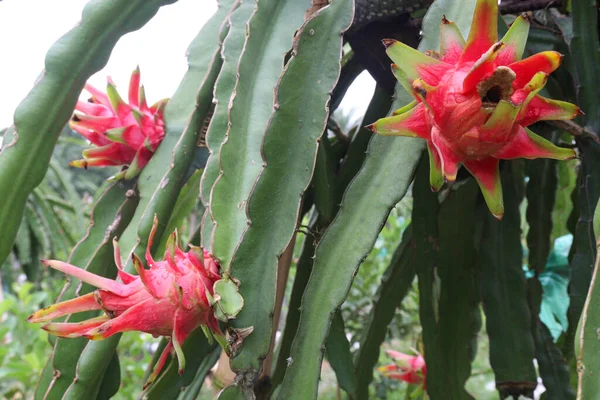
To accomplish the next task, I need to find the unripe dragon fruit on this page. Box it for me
[379,349,427,388]
[368,0,581,218]
[28,217,227,387]
[69,67,167,180]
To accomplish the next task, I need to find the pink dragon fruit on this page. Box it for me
[28,217,227,387]
[69,67,167,180]
[379,349,427,388]
[368,0,581,218]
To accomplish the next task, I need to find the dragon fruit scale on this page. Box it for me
[28,217,228,387]
[367,0,581,219]
[69,67,167,180]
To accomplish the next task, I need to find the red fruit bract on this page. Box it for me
[69,67,167,180]
[28,217,227,388]
[368,0,580,219]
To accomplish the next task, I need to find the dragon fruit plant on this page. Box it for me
[1,0,600,398]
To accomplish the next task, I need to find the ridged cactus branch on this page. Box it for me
[479,164,538,399]
[225,0,354,385]
[279,86,423,396]
[209,0,309,270]
[200,1,255,251]
[414,166,480,400]
[566,0,600,383]
[524,133,574,398]
[354,226,415,399]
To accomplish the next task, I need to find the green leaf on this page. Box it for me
[30,190,72,258]
[354,226,415,399]
[199,1,256,251]
[14,216,32,266]
[209,0,310,270]
[0,0,176,267]
[528,278,574,399]
[225,0,354,382]
[48,160,86,237]
[24,204,52,261]
[35,181,139,399]
[478,163,537,399]
[539,235,572,340]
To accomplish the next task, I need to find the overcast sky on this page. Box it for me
[0,0,373,131]
[0,0,217,129]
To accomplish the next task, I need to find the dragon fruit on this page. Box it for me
[368,0,581,218]
[379,349,427,388]
[28,217,227,387]
[69,67,167,180]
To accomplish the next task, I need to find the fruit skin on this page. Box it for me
[69,67,168,180]
[378,349,427,388]
[368,0,581,219]
[27,216,228,388]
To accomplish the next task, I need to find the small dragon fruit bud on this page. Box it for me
[368,0,581,219]
[28,216,227,388]
[69,67,167,180]
[378,349,427,387]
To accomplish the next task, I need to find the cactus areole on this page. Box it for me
[28,217,228,388]
[69,67,167,180]
[368,0,581,218]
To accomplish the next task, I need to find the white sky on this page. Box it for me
[0,0,374,131]
[0,0,218,129]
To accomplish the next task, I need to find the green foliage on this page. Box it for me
[2,0,599,399]
[0,282,59,399]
